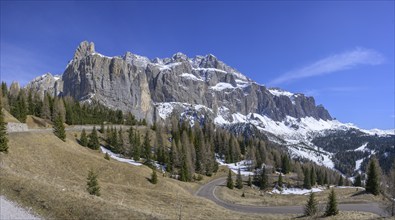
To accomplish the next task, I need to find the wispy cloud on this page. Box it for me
[302,86,365,97]
[269,48,385,85]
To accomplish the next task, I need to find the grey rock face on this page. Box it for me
[25,73,63,99]
[26,41,332,124]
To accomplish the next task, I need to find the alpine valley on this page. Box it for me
[22,41,395,177]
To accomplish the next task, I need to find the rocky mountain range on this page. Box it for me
[24,41,394,176]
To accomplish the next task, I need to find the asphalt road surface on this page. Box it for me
[196,177,389,217]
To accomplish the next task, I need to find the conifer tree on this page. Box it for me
[87,169,100,196]
[325,188,339,216]
[278,173,283,188]
[310,167,316,187]
[260,168,269,190]
[53,114,66,141]
[143,130,151,161]
[338,176,344,186]
[133,131,141,162]
[88,126,100,150]
[324,171,329,185]
[151,169,158,184]
[247,175,252,187]
[366,157,380,195]
[0,99,9,153]
[80,129,88,147]
[236,168,243,189]
[227,169,234,189]
[304,192,318,216]
[304,168,312,189]
[281,155,291,174]
[353,174,362,187]
[100,121,105,133]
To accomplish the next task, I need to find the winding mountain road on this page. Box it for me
[196,177,388,217]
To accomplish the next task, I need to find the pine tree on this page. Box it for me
[366,157,380,195]
[325,188,339,216]
[278,173,283,188]
[87,169,100,196]
[151,169,158,184]
[324,171,329,185]
[88,126,100,150]
[143,130,151,161]
[354,174,362,187]
[338,176,344,186]
[133,131,141,162]
[304,192,318,216]
[100,121,105,133]
[236,168,243,189]
[0,99,9,153]
[260,168,269,190]
[247,175,252,187]
[41,93,51,120]
[304,168,312,189]
[227,169,234,189]
[53,114,66,141]
[310,167,316,187]
[80,129,88,147]
[281,155,291,174]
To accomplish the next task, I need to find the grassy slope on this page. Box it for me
[2,108,20,123]
[0,131,291,219]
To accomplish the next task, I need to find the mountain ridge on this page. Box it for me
[23,41,394,174]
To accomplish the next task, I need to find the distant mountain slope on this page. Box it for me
[24,41,394,176]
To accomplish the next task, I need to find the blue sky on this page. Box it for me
[1,1,394,129]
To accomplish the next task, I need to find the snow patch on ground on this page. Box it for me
[100,146,142,166]
[270,187,323,195]
[216,157,254,176]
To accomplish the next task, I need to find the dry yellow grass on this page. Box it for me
[0,131,296,219]
[1,108,20,123]
[25,115,53,128]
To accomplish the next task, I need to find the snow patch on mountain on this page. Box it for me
[180,73,203,81]
[355,158,364,171]
[210,82,236,91]
[355,143,369,152]
[268,88,294,97]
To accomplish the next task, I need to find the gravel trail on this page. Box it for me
[0,196,41,220]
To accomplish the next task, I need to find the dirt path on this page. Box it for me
[196,177,388,217]
[0,196,41,220]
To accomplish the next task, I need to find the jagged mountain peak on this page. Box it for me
[73,41,95,60]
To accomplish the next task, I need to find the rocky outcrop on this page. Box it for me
[25,73,63,99]
[26,41,332,124]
